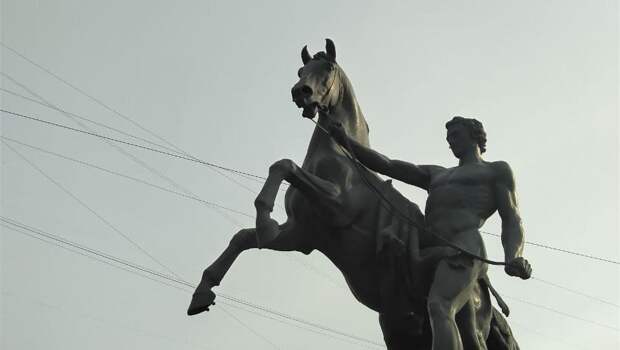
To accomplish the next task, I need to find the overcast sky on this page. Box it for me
[1,1,618,349]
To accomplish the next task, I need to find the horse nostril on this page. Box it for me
[292,85,313,100]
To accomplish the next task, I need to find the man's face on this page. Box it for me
[446,124,476,158]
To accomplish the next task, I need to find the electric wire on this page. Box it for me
[8,134,615,309]
[1,136,253,219]
[5,215,617,339]
[0,42,267,187]
[0,216,387,348]
[1,107,265,181]
[530,277,619,308]
[505,294,619,332]
[0,86,268,188]
[3,107,617,266]
[2,140,183,280]
[1,224,278,350]
[0,87,186,155]
[1,72,244,228]
[4,40,618,347]
[3,108,618,308]
[481,231,619,265]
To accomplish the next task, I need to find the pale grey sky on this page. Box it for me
[1,1,618,349]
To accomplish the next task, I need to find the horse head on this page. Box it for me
[292,39,369,147]
[291,39,341,119]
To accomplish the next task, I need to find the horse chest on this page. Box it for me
[303,155,352,185]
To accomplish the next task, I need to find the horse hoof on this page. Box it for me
[187,290,216,316]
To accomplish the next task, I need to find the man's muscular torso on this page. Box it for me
[424,161,503,255]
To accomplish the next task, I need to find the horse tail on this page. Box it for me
[481,274,510,317]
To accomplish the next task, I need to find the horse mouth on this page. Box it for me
[302,103,319,119]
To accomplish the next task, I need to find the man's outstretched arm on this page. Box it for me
[493,161,531,279]
[329,123,438,189]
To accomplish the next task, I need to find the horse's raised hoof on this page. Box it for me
[187,290,216,316]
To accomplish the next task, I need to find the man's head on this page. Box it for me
[445,116,487,158]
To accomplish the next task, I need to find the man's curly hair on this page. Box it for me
[445,116,487,153]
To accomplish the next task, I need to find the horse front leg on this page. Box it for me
[254,158,347,247]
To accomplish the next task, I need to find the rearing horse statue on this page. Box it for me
[188,39,519,350]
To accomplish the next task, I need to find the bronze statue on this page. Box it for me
[188,39,529,350]
[330,116,532,350]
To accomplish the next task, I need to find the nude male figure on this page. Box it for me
[330,116,532,350]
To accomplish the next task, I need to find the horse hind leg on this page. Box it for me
[188,221,306,316]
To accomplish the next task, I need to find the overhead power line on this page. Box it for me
[8,135,617,309]
[1,136,254,219]
[481,231,619,265]
[2,140,183,280]
[0,216,387,348]
[1,108,266,181]
[5,215,618,340]
[1,221,281,350]
[0,86,267,189]
[3,108,620,266]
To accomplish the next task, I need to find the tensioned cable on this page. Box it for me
[3,106,617,304]
[0,44,270,187]
[1,136,253,219]
[0,87,267,187]
[0,216,387,348]
[2,140,183,279]
[1,134,338,292]
[0,87,185,155]
[504,294,619,332]
[1,224,281,350]
[309,119,506,265]
[1,108,266,180]
[3,222,374,349]
[3,107,618,266]
[530,277,619,308]
[0,41,292,194]
[5,216,617,336]
[309,119,620,266]
[9,135,617,307]
[1,73,244,228]
[0,42,263,183]
[481,231,619,265]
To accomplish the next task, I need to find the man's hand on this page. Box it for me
[328,122,348,146]
[505,257,532,279]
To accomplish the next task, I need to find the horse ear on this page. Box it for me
[301,45,312,64]
[325,38,336,61]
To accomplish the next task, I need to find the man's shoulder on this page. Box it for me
[420,164,448,176]
[487,160,515,186]
[488,160,512,173]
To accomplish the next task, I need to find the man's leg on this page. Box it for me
[427,257,480,350]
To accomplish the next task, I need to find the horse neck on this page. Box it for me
[303,72,369,167]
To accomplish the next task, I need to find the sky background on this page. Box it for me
[1,1,618,349]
